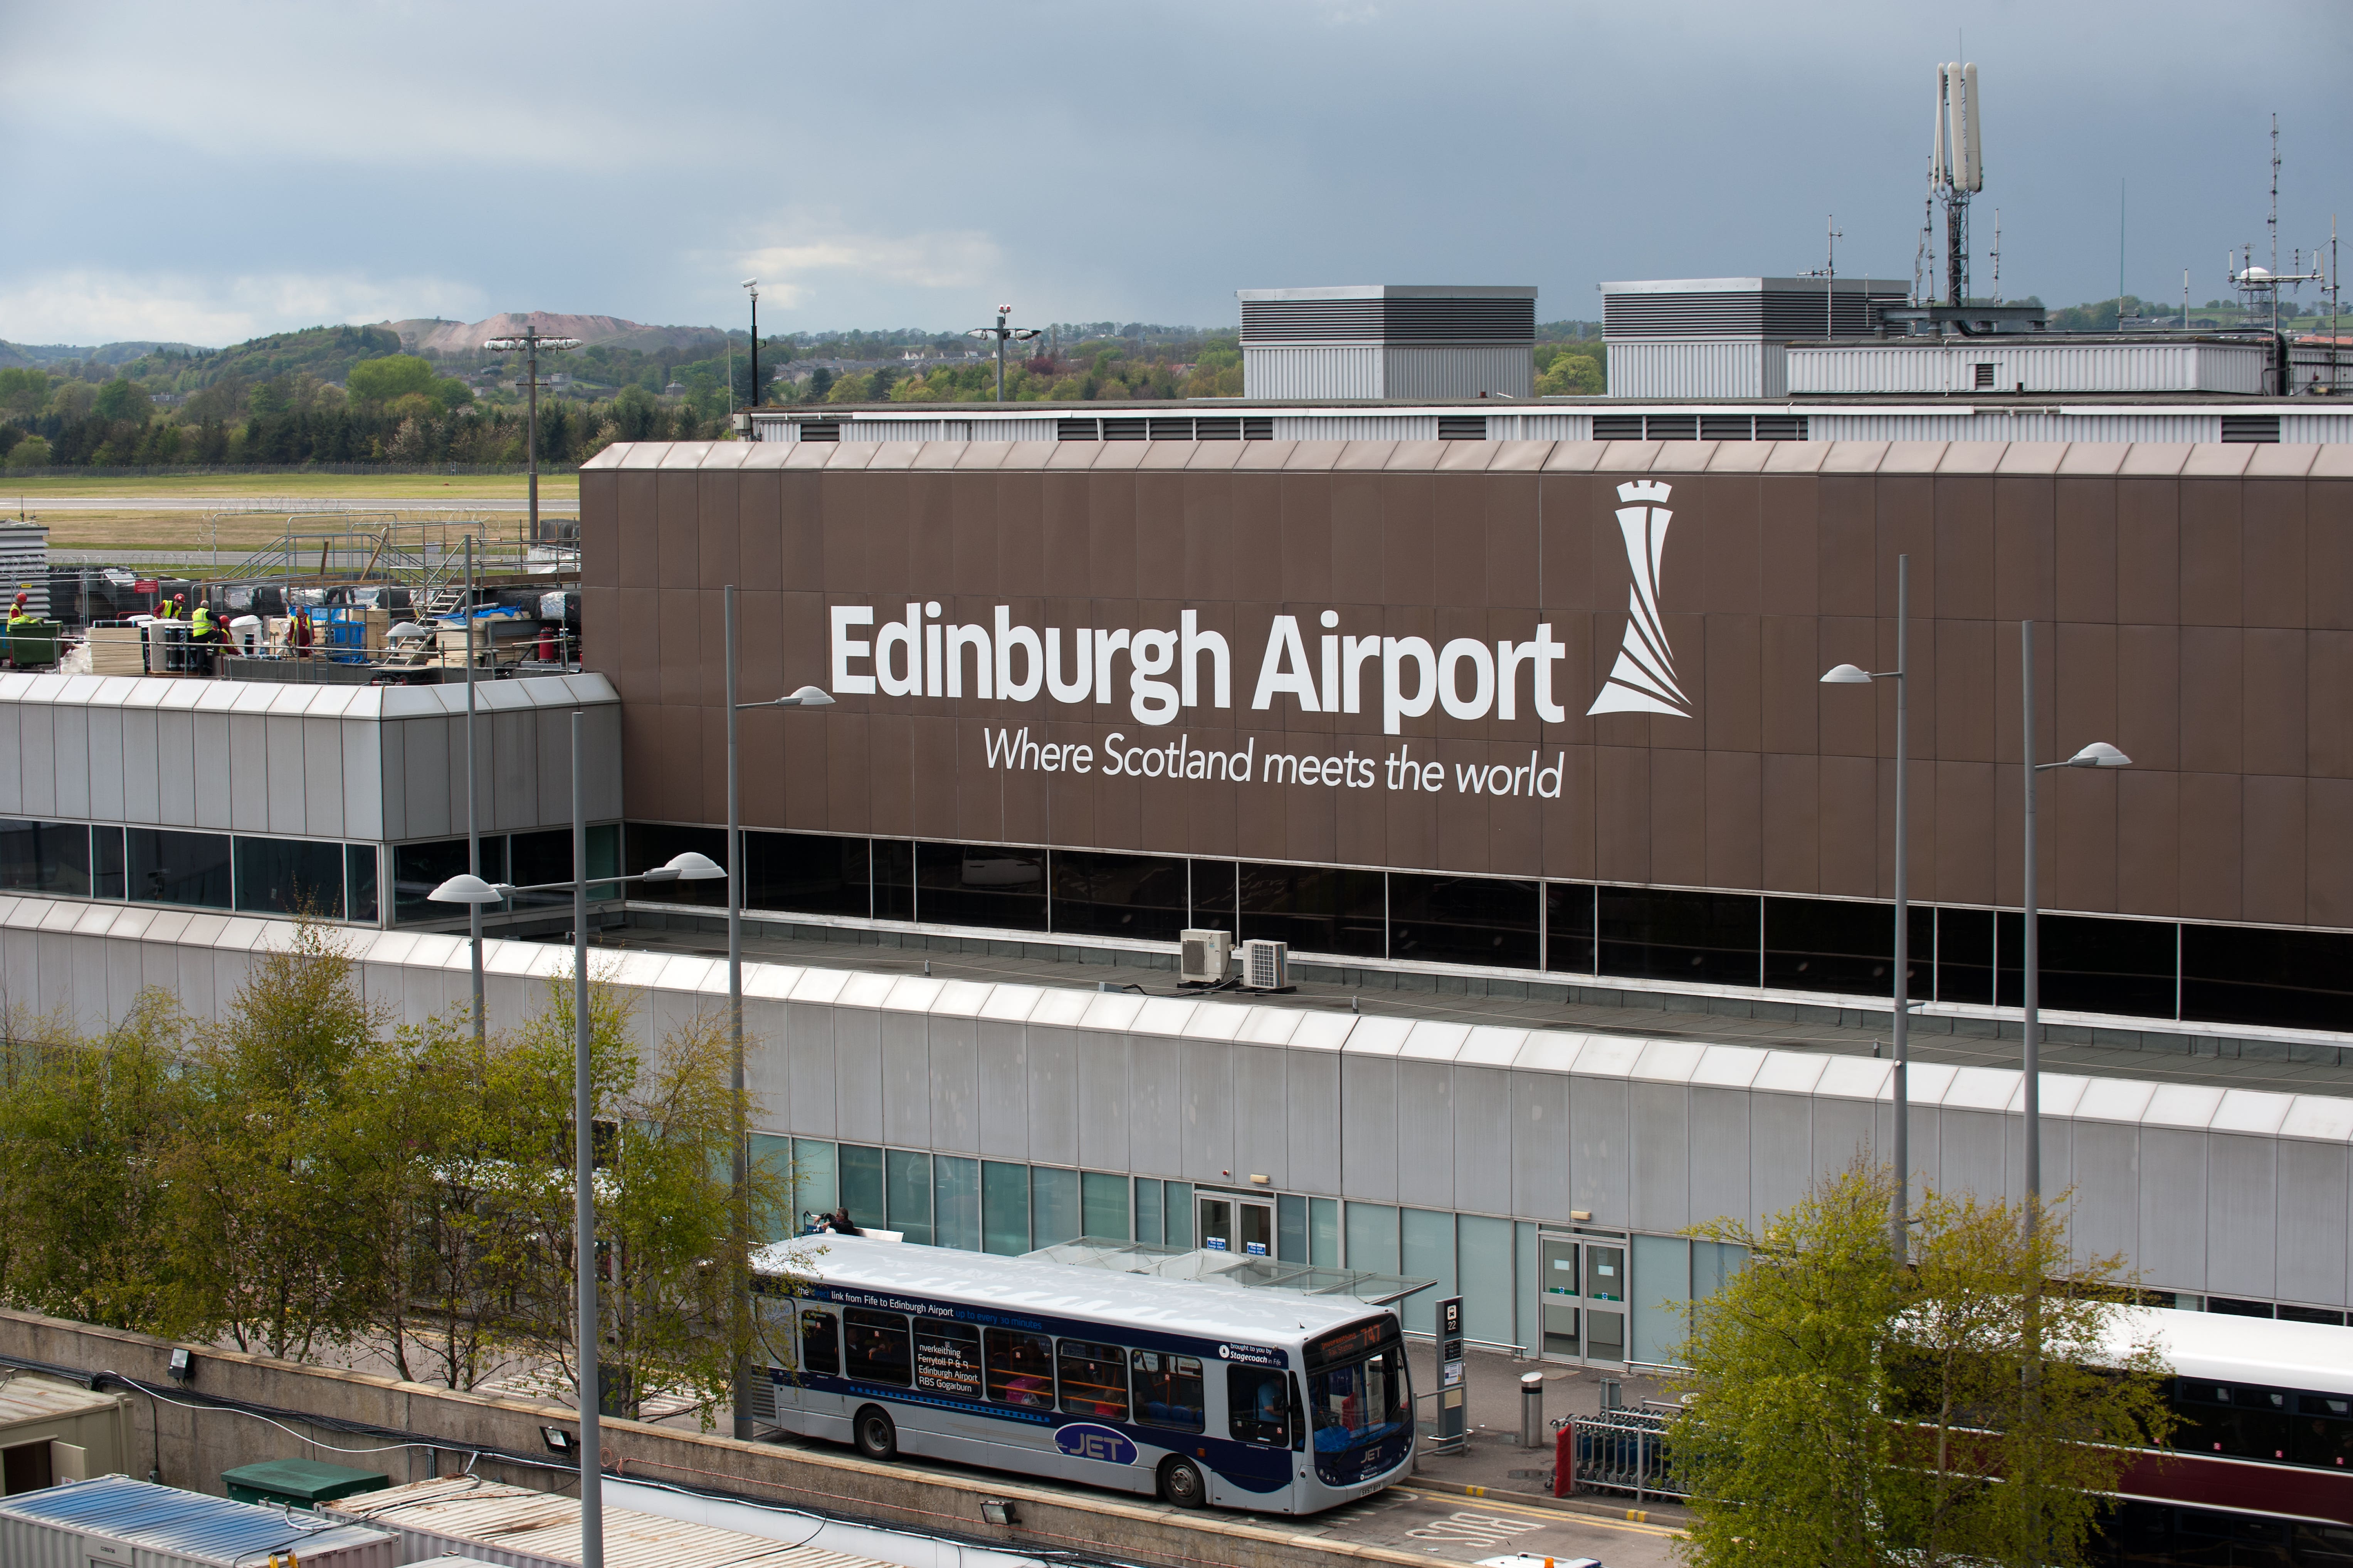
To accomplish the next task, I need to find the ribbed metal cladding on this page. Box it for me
[1787,342,2269,396]
[1241,295,1535,344]
[1604,289,1906,339]
[1607,341,1776,399]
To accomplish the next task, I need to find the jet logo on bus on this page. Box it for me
[1054,1423,1138,1464]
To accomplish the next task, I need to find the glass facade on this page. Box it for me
[635,823,2351,1034]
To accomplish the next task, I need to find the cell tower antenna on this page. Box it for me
[1929,60,1983,307]
[2270,113,2280,276]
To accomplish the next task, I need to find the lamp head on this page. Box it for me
[428,873,509,905]
[1819,663,1873,684]
[741,277,758,289]
[662,851,728,881]
[780,684,835,708]
[2066,741,2132,768]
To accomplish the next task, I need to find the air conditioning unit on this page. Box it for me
[1239,938,1290,992]
[1180,928,1232,985]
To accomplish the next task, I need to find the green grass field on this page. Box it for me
[3,472,578,500]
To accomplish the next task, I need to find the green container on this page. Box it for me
[220,1456,390,1510]
[5,619,60,668]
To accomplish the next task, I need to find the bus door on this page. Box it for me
[1200,1192,1276,1257]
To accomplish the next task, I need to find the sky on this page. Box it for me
[3,0,2349,348]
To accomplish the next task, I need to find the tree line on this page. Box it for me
[0,923,795,1421]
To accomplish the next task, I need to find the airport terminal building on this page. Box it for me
[6,423,2353,1367]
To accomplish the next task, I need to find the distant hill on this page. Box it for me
[0,339,204,369]
[172,324,407,388]
[378,312,728,358]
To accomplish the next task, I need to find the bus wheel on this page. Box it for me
[1159,1457,1207,1509]
[854,1406,898,1461]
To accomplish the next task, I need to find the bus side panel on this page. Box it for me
[2120,1449,2353,1527]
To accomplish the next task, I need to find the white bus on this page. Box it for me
[749,1236,1415,1515]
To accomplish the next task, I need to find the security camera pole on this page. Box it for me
[485,325,584,545]
[966,305,1041,402]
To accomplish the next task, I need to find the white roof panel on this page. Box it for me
[1400,1021,1471,1062]
[1750,1051,1829,1095]
[1078,991,1147,1032]
[1238,1006,1306,1045]
[2210,1088,2295,1137]
[1130,997,1200,1036]
[1343,1015,1413,1057]
[1690,1044,1768,1088]
[2072,1076,2159,1123]
[1630,1038,1708,1083]
[2143,1083,2226,1130]
[1458,1025,1529,1067]
[1816,1055,1895,1101]
[787,968,853,1004]
[2281,1096,2353,1144]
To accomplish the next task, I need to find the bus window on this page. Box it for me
[915,1320,983,1400]
[1131,1351,1205,1432]
[1057,1339,1129,1421]
[798,1308,840,1377]
[1228,1366,1291,1448]
[2294,1522,2353,1568]
[1309,1344,1410,1452]
[2296,1395,2353,1469]
[985,1329,1055,1409]
[843,1308,913,1386]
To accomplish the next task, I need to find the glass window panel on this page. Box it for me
[1277,1193,1308,1263]
[791,1138,837,1217]
[1134,1178,1163,1246]
[1227,1366,1292,1448]
[1692,1239,1747,1304]
[1310,1197,1340,1267]
[913,1320,982,1399]
[885,1148,933,1246]
[1189,859,1237,931]
[1030,1165,1079,1248]
[841,1307,912,1386]
[750,1132,791,1189]
[1937,907,1994,1004]
[982,1161,1030,1254]
[1056,1338,1130,1420]
[1540,1234,1580,1356]
[2035,914,2177,1019]
[873,839,914,921]
[1399,1209,1455,1337]
[1345,1202,1400,1276]
[915,842,1045,931]
[233,836,345,917]
[1239,862,1385,956]
[344,843,377,923]
[586,823,619,900]
[1050,849,1188,941]
[2183,924,2353,1033]
[746,831,871,918]
[93,826,126,900]
[509,827,576,908]
[1162,1181,1193,1249]
[391,838,469,924]
[129,827,232,909]
[1131,1350,1205,1432]
[983,1328,1055,1407]
[1389,873,1539,969]
[838,1144,884,1231]
[1545,882,1595,974]
[797,1307,839,1375]
[1630,1234,1691,1366]
[1080,1170,1130,1240]
[625,822,727,908]
[934,1155,980,1251]
[0,820,92,896]
[1764,897,1933,998]
[1597,887,1760,986]
[1458,1214,1514,1351]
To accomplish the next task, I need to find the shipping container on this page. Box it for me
[0,1373,132,1494]
[0,1474,400,1568]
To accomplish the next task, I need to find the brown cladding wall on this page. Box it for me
[582,438,2353,933]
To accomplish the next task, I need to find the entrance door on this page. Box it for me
[1583,1243,1626,1362]
[1199,1194,1275,1256]
[1539,1236,1580,1356]
[1537,1233,1628,1364]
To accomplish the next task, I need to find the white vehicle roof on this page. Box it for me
[2120,1306,2353,1395]
[755,1235,1392,1346]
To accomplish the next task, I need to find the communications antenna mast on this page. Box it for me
[1929,62,1983,306]
[2229,114,2321,389]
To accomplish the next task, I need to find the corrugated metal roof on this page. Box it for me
[0,1474,399,1567]
[329,1478,891,1568]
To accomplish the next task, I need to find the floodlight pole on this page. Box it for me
[485,327,582,551]
[966,307,1041,403]
[746,282,761,414]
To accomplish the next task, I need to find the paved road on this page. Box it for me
[1300,1485,1682,1568]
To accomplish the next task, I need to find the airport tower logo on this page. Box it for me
[1587,479,1692,719]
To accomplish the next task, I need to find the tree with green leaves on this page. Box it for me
[345,353,440,405]
[1672,1163,2174,1568]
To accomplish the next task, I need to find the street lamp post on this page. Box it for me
[2018,621,2131,1231]
[1820,552,1912,1260]
[722,581,834,1439]
[484,327,584,549]
[465,534,484,1041]
[742,280,761,415]
[966,306,1041,402]
[427,750,726,1568]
